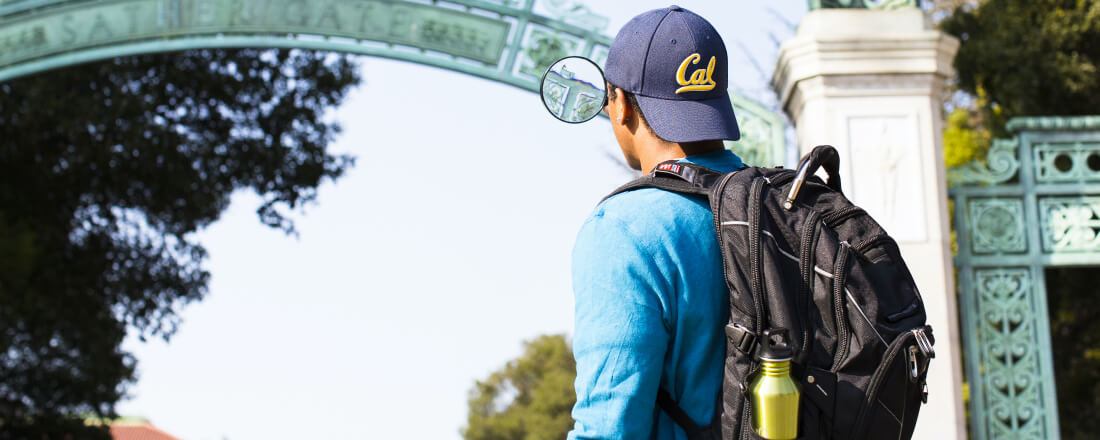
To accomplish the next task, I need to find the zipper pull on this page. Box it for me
[908,345,920,380]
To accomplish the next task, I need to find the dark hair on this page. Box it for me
[607,82,671,142]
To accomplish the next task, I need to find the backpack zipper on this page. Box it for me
[830,241,852,372]
[710,170,763,440]
[820,206,866,227]
[797,211,822,356]
[851,234,892,255]
[747,178,769,335]
[710,171,737,299]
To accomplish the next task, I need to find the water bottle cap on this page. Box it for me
[757,328,794,361]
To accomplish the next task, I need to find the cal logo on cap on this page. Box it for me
[675,53,717,94]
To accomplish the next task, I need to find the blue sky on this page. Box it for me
[115,2,807,438]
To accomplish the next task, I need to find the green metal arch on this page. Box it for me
[0,0,788,165]
[0,0,607,89]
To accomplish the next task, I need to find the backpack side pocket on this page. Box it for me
[852,328,931,440]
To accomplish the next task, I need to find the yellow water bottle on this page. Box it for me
[750,328,800,440]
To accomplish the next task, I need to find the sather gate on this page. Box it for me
[0,0,787,166]
[948,116,1100,439]
[10,2,1100,438]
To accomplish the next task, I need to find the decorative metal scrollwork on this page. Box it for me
[968,198,1027,254]
[947,138,1021,186]
[1039,197,1100,253]
[538,0,609,32]
[727,114,773,167]
[1033,142,1100,183]
[1005,115,1100,133]
[972,269,1051,440]
[725,96,788,167]
[517,26,582,80]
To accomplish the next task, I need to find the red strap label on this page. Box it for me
[656,163,683,174]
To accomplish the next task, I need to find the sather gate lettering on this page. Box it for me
[0,0,788,166]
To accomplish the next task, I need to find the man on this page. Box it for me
[569,6,744,439]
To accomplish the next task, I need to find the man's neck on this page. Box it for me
[638,139,726,173]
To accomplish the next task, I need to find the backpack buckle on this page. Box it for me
[725,323,757,355]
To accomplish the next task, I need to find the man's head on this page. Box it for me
[603,6,740,169]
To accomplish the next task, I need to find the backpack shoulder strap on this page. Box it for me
[656,388,722,440]
[601,160,728,203]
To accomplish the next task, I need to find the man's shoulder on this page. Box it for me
[578,150,742,244]
[584,187,711,239]
[599,185,707,212]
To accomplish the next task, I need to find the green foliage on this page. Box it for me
[942,0,1100,131]
[1046,267,1100,440]
[0,48,360,438]
[463,334,576,440]
[943,108,991,168]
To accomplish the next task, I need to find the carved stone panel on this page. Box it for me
[846,115,926,242]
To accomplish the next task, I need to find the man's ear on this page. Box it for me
[610,87,632,126]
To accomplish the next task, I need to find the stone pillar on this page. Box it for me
[773,8,964,440]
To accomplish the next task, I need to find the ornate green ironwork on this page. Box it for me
[948,138,1021,186]
[1033,142,1100,183]
[969,268,1052,440]
[1039,197,1100,253]
[725,95,788,167]
[949,115,1100,440]
[969,198,1028,254]
[0,0,789,166]
[0,0,596,90]
[808,0,920,10]
[542,66,603,122]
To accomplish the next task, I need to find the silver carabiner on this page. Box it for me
[783,158,814,210]
[911,328,936,359]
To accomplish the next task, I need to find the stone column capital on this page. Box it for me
[772,7,959,118]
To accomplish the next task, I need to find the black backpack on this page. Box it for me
[605,145,935,440]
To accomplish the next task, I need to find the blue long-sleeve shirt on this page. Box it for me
[569,149,744,440]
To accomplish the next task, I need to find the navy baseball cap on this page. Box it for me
[605,6,740,142]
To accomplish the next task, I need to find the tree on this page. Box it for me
[1045,267,1100,440]
[941,0,1100,135]
[463,334,576,440]
[941,2,1100,438]
[0,48,360,438]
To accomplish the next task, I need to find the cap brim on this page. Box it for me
[635,93,741,143]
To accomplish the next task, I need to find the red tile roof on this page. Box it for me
[109,420,181,440]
